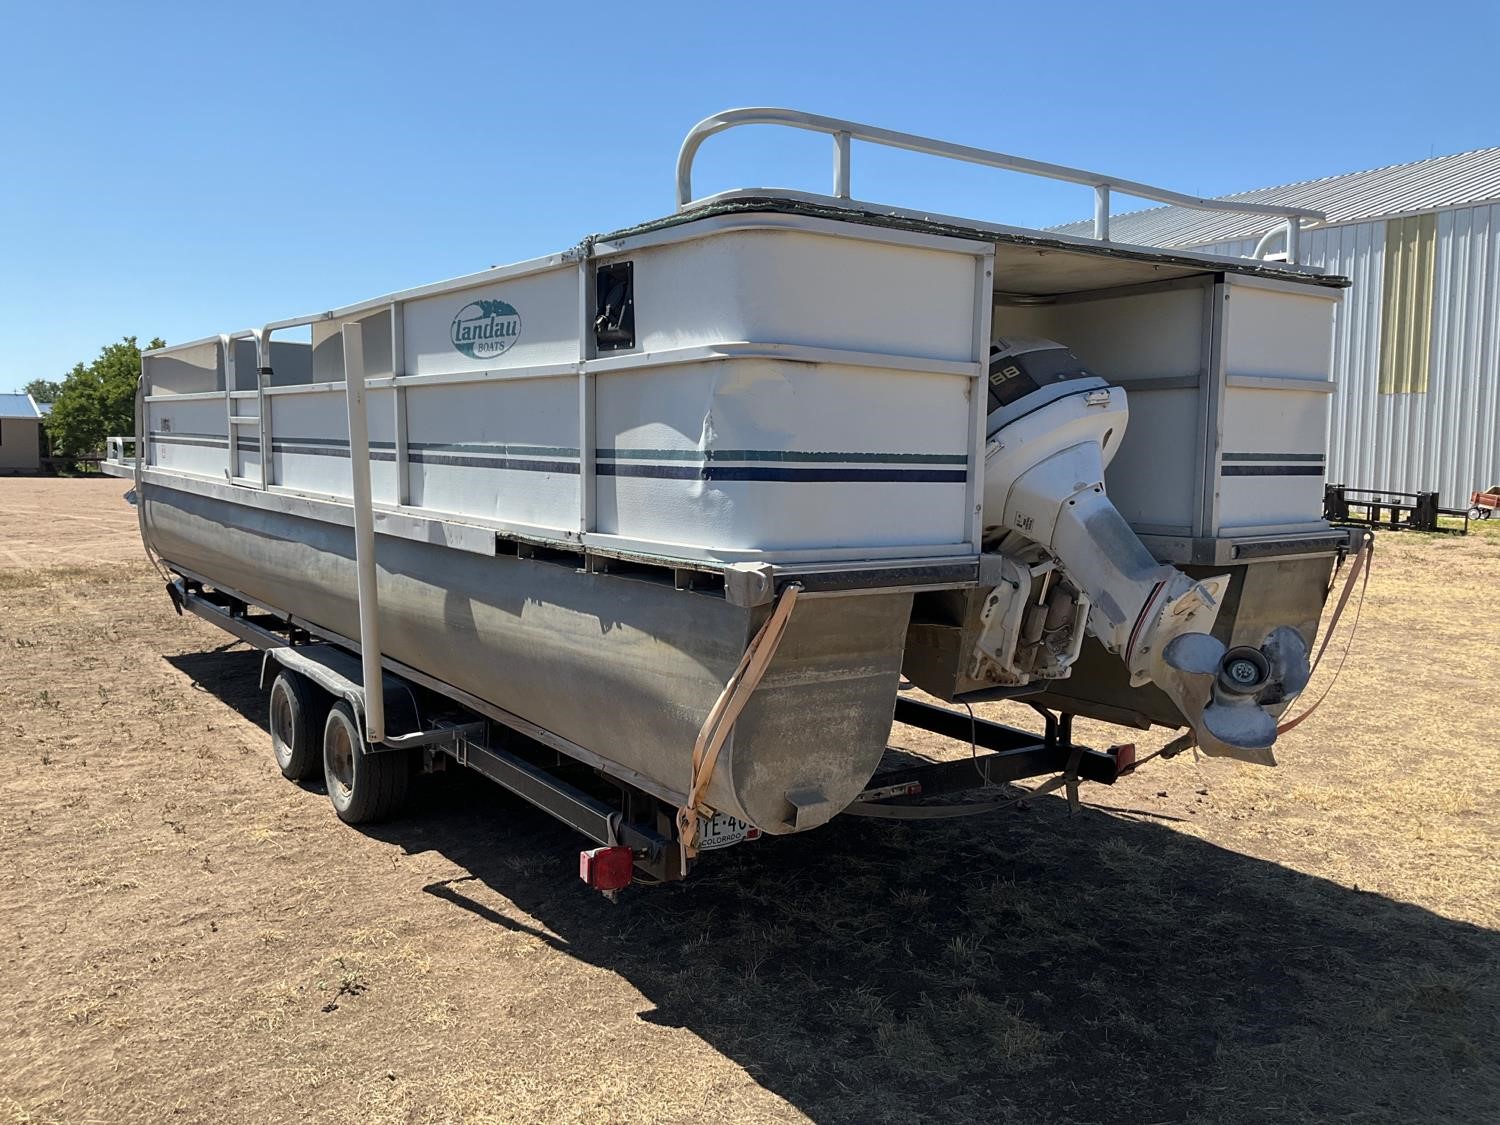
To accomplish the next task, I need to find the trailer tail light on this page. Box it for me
[1111,743,1138,776]
[579,846,634,891]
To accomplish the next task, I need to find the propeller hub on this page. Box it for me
[1218,647,1271,697]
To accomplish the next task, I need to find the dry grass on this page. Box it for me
[1,478,1497,1123]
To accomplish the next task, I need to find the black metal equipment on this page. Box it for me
[887,697,1119,787]
[1323,483,1467,534]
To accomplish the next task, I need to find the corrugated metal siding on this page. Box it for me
[1428,203,1500,498]
[1192,237,1261,258]
[1304,223,1390,495]
[1050,146,1500,248]
[1199,207,1500,502]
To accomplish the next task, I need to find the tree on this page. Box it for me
[24,378,62,403]
[45,336,166,457]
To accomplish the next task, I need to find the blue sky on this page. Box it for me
[2,0,1496,385]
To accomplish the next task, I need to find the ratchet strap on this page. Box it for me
[677,584,802,856]
[1272,530,1373,735]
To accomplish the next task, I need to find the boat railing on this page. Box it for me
[105,435,137,466]
[675,107,1325,264]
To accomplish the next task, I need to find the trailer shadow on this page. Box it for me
[166,649,1500,1125]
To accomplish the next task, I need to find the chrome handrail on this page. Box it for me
[676,107,1325,263]
[1253,219,1302,262]
[105,435,137,464]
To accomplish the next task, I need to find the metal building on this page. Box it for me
[1052,148,1500,504]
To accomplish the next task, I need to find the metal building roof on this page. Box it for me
[0,393,43,419]
[1050,146,1500,248]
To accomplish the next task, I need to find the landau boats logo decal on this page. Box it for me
[451,298,521,359]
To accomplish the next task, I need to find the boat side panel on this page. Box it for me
[627,228,980,363]
[594,359,973,552]
[403,264,580,378]
[141,218,991,566]
[404,375,581,530]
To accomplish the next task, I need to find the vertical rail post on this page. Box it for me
[391,301,410,506]
[577,252,596,535]
[133,366,149,556]
[342,322,384,744]
[833,131,852,199]
[220,334,235,479]
[136,356,150,476]
[1093,185,1111,241]
[254,329,271,489]
[965,248,995,551]
[1285,217,1301,264]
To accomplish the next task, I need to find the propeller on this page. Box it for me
[1151,628,1309,767]
[1260,625,1311,702]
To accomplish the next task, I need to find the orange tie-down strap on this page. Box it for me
[1152,530,1375,763]
[1272,529,1374,735]
[677,583,802,856]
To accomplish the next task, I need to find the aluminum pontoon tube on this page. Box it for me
[138,485,912,833]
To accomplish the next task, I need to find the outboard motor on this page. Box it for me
[973,337,1311,765]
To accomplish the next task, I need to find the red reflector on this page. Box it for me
[1111,743,1138,775]
[579,846,634,891]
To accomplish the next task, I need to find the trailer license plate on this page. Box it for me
[696,812,760,851]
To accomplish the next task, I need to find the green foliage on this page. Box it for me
[45,336,165,456]
[23,378,62,403]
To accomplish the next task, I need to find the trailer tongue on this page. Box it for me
[105,108,1356,890]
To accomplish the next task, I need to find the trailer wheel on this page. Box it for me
[1470,506,1484,521]
[322,701,408,824]
[268,671,327,782]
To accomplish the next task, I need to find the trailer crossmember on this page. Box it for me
[853,695,1127,809]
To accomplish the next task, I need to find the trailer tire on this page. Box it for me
[322,701,408,825]
[269,671,327,782]
[1469,506,1484,521]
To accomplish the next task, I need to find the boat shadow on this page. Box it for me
[167,648,1500,1124]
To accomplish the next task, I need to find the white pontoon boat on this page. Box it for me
[105,109,1356,889]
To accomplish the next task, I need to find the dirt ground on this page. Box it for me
[1,477,1497,1124]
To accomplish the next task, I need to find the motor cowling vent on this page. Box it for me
[987,336,1096,415]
